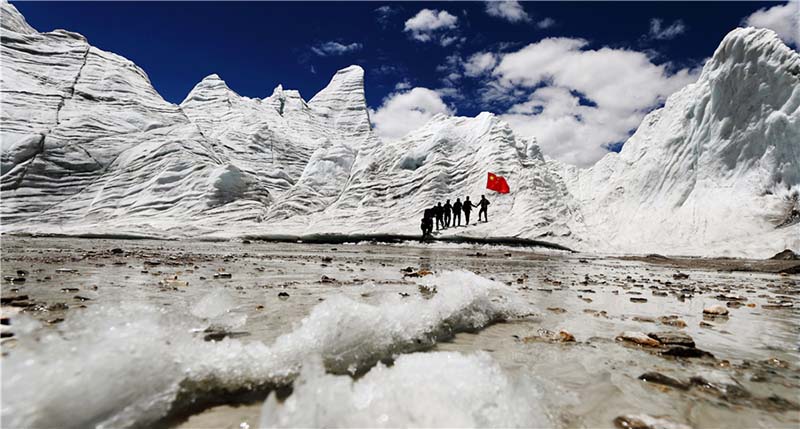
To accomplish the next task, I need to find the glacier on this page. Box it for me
[1,1,798,257]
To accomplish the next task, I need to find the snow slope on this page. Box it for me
[1,1,797,257]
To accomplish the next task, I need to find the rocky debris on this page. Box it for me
[638,372,689,390]
[320,275,336,283]
[632,316,656,323]
[547,307,567,313]
[403,269,433,278]
[616,331,661,347]
[160,276,188,288]
[662,346,714,359]
[110,248,124,254]
[672,273,690,280]
[703,305,729,316]
[321,256,333,264]
[762,301,793,309]
[630,297,648,303]
[202,327,250,342]
[715,293,746,302]
[658,316,687,328]
[417,284,436,298]
[213,272,232,279]
[60,287,79,293]
[583,309,609,318]
[0,295,29,305]
[769,249,799,260]
[689,375,750,401]
[614,414,691,429]
[522,329,576,343]
[647,331,695,347]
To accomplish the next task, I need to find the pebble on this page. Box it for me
[0,295,29,304]
[277,292,290,300]
[658,316,687,328]
[638,372,689,390]
[703,304,729,316]
[647,331,695,347]
[614,414,691,429]
[616,331,661,347]
[522,329,576,343]
[630,297,648,303]
[662,346,714,359]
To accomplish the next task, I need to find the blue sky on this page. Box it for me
[14,1,798,165]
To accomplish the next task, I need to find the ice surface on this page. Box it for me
[1,271,527,428]
[191,289,238,319]
[259,352,549,428]
[1,0,797,257]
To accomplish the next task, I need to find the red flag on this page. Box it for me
[486,172,510,194]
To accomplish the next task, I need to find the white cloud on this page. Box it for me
[463,52,497,77]
[743,1,799,46]
[404,9,459,46]
[370,88,453,140]
[485,0,530,23]
[649,18,687,40]
[311,41,363,56]
[394,80,412,91]
[487,37,698,166]
[536,17,556,29]
[375,5,398,28]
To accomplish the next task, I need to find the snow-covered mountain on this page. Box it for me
[1,1,797,256]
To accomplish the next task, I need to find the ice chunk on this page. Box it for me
[191,289,237,319]
[259,352,549,428]
[1,271,528,428]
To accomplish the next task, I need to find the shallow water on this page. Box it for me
[1,237,798,428]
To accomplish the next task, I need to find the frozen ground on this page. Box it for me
[1,237,798,428]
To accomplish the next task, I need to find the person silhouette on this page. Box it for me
[462,196,477,225]
[452,198,462,227]
[421,208,433,238]
[435,202,445,230]
[443,199,452,227]
[478,195,490,222]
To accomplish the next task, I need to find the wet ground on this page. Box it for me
[2,237,799,428]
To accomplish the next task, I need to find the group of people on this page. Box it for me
[421,195,491,238]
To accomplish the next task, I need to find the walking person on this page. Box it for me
[452,198,462,227]
[443,200,452,227]
[478,195,490,222]
[462,196,477,225]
